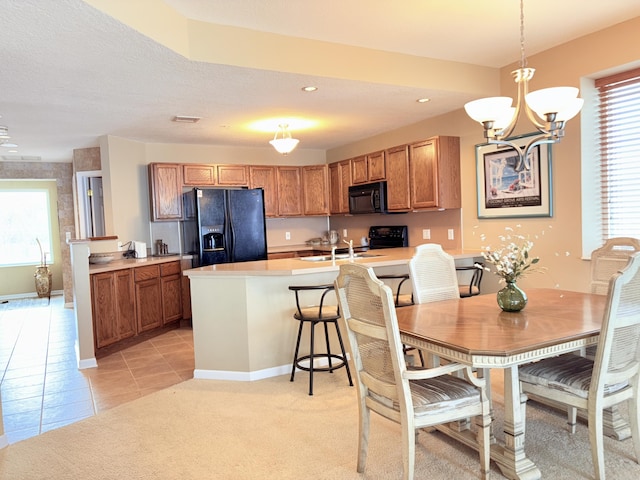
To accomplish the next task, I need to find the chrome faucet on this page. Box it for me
[331,245,337,262]
[343,239,354,260]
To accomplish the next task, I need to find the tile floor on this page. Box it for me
[0,295,194,444]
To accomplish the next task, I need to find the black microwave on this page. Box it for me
[348,181,387,214]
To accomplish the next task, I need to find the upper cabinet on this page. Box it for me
[276,166,303,216]
[249,166,278,217]
[329,160,352,215]
[302,165,329,216]
[351,151,386,184]
[149,163,183,221]
[385,145,411,212]
[217,165,248,186]
[409,136,460,210]
[183,164,216,186]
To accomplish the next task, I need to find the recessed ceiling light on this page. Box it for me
[416,98,431,103]
[302,86,318,92]
[172,115,201,123]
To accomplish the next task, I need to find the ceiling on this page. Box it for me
[1,0,639,163]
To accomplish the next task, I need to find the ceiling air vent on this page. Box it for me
[172,116,201,123]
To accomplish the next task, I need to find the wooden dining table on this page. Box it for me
[395,288,610,480]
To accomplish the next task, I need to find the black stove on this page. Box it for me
[368,225,408,249]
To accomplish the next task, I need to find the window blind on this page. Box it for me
[596,67,640,242]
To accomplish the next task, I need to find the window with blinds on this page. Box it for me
[595,67,640,242]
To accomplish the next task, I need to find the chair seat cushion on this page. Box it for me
[295,305,339,320]
[519,355,628,399]
[370,373,481,415]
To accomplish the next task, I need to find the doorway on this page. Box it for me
[76,171,105,238]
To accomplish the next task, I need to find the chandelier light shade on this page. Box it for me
[464,0,583,171]
[269,124,299,155]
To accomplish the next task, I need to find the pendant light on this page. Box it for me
[269,124,299,155]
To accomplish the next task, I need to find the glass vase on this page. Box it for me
[496,281,527,312]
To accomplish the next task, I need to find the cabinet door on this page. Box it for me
[276,166,303,216]
[91,270,135,349]
[161,274,183,324]
[183,164,216,186]
[249,166,278,217]
[135,277,163,333]
[149,163,183,221]
[302,165,329,215]
[217,165,248,186]
[367,150,386,181]
[385,145,411,211]
[409,139,438,209]
[329,160,352,214]
[351,156,368,184]
[114,269,136,340]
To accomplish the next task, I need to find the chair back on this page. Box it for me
[591,252,640,399]
[408,244,460,304]
[334,263,410,423]
[590,237,640,295]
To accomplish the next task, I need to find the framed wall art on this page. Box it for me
[475,132,553,218]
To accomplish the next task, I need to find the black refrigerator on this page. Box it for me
[182,187,268,266]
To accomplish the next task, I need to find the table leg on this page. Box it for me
[491,366,541,480]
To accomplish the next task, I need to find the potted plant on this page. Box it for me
[34,238,52,298]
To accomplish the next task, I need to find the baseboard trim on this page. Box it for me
[194,364,290,382]
[0,434,8,450]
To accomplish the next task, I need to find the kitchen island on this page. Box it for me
[183,247,481,381]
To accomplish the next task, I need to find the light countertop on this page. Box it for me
[88,254,183,274]
[184,247,481,278]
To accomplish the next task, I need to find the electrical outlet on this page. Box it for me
[448,229,455,240]
[343,229,348,238]
[422,229,430,240]
[65,231,71,242]
[285,232,291,240]
[117,241,123,251]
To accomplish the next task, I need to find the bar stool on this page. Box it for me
[288,284,353,395]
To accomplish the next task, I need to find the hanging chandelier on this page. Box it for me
[464,0,583,171]
[269,124,299,155]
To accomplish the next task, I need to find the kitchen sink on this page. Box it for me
[298,253,384,262]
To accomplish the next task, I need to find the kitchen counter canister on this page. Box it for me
[183,246,482,381]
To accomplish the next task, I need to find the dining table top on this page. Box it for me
[395,288,607,360]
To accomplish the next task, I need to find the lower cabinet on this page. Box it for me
[91,269,136,349]
[91,260,184,352]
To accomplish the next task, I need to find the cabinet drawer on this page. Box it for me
[160,261,181,276]
[134,265,160,282]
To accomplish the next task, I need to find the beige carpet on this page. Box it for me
[1,373,639,479]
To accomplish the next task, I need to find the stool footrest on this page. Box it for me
[293,353,349,373]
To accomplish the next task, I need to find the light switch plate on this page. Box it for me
[343,229,348,238]
[448,229,454,240]
[422,229,430,240]
[285,232,291,240]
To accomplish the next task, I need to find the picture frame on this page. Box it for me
[475,132,553,218]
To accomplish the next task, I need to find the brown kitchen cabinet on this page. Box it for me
[351,151,386,184]
[409,136,460,210]
[329,160,351,214]
[302,164,329,215]
[183,164,216,186]
[385,145,411,211]
[217,164,248,186]
[91,269,136,349]
[149,163,183,221]
[134,265,163,333]
[276,166,303,216]
[160,261,183,324]
[249,165,278,217]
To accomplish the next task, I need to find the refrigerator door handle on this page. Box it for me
[224,192,235,262]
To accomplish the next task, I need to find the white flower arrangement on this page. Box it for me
[482,230,541,284]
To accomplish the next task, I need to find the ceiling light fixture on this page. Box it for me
[416,98,430,103]
[464,0,583,171]
[269,124,299,155]
[301,86,318,92]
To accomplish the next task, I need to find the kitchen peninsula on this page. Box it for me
[184,246,481,380]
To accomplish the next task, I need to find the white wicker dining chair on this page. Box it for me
[519,252,640,480]
[586,237,640,360]
[408,244,460,304]
[335,263,491,480]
